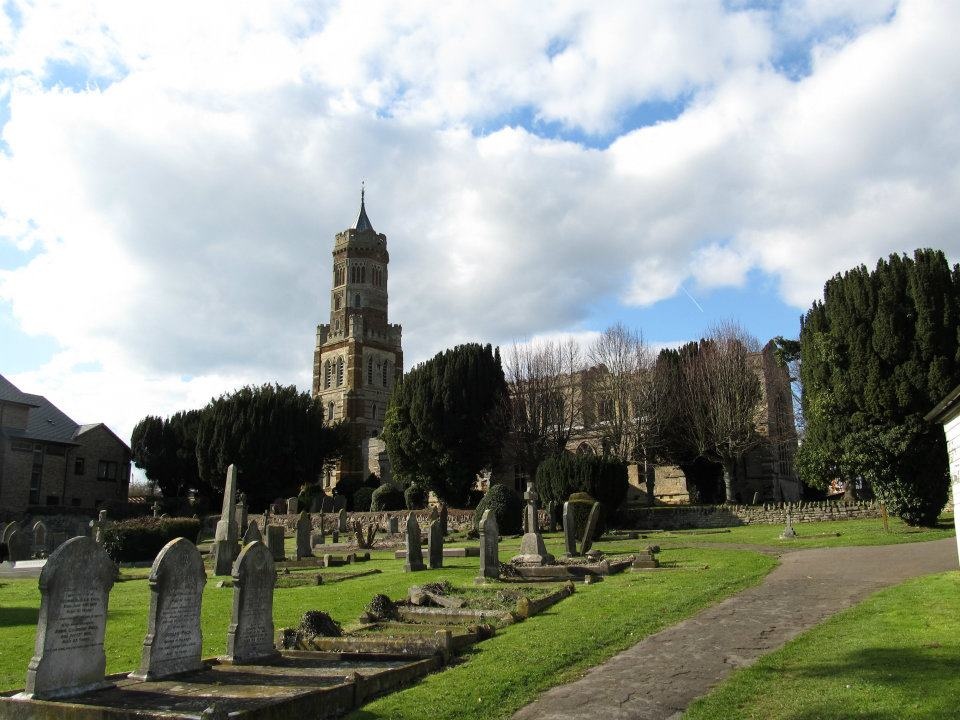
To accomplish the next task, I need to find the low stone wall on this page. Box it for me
[619,501,884,530]
[239,508,478,535]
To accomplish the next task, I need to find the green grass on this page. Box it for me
[683,570,960,720]
[645,514,955,550]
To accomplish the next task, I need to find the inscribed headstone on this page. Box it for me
[403,514,425,572]
[286,497,298,515]
[562,502,577,556]
[131,538,207,680]
[296,511,312,560]
[477,510,500,580]
[580,502,602,555]
[388,516,399,534]
[224,541,279,664]
[21,536,116,699]
[266,525,285,561]
[338,508,348,532]
[8,529,32,561]
[32,521,48,555]
[428,519,443,569]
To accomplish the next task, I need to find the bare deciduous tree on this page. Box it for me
[505,337,584,479]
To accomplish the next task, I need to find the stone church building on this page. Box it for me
[312,192,402,489]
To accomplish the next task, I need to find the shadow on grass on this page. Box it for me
[0,606,38,627]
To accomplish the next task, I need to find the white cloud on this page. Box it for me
[1,0,959,443]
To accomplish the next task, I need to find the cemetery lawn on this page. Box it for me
[647,514,955,550]
[0,537,774,712]
[682,570,960,720]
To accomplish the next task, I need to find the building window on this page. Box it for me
[46,495,59,506]
[327,401,335,421]
[74,457,85,475]
[97,460,118,482]
[324,359,331,389]
[361,266,366,283]
[367,357,374,385]
[355,293,361,307]
[382,361,388,386]
[336,357,344,386]
[370,402,377,420]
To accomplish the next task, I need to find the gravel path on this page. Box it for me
[512,538,958,720]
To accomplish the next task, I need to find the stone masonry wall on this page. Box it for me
[619,501,884,530]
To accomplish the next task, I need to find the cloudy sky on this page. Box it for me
[1,0,959,444]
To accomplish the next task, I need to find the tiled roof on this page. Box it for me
[354,189,375,233]
[0,374,39,407]
[19,392,80,444]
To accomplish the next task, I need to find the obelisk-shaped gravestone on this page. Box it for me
[428,519,443,569]
[242,520,262,544]
[295,511,312,560]
[562,502,577,557]
[212,465,239,576]
[224,541,280,664]
[131,538,207,680]
[21,536,116,699]
[476,510,500,581]
[403,514,425,572]
[513,481,553,565]
[580,502,602,555]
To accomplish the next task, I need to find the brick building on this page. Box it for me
[312,191,403,489]
[0,374,130,514]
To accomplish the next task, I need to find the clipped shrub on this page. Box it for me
[404,483,428,510]
[537,455,628,529]
[101,517,202,563]
[353,486,374,512]
[567,491,604,541]
[473,483,523,535]
[298,610,342,638]
[370,483,405,512]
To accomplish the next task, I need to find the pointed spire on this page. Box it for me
[354,182,374,233]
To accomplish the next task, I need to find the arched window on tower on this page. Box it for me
[355,293,361,307]
[327,401,334,421]
[382,360,388,387]
[367,357,373,385]
[324,359,331,389]
[334,294,341,310]
[336,357,344,386]
[361,266,366,283]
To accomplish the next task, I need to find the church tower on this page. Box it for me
[312,190,403,488]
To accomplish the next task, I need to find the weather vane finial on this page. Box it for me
[361,180,365,205]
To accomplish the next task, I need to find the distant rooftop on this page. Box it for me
[354,186,375,233]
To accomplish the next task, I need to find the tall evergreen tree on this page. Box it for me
[382,343,510,505]
[131,410,206,499]
[797,249,958,525]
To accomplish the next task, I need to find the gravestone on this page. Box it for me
[562,502,577,556]
[32,521,48,555]
[546,501,557,532]
[224,541,280,664]
[388,516,399,534]
[295,511,312,560]
[271,501,285,515]
[338,508,348,532]
[242,520,262,544]
[8,529,32,561]
[331,529,339,544]
[316,511,326,545]
[265,525,285,562]
[580,502,602,555]
[21,536,116,699]
[439,503,448,535]
[211,465,240,576]
[152,502,161,518]
[428,519,443,569]
[2,521,17,545]
[89,510,109,545]
[403,514,425,572]
[780,509,797,539]
[235,492,248,535]
[513,481,553,565]
[428,506,439,523]
[476,510,500,581]
[131,538,207,680]
[286,497,298,515]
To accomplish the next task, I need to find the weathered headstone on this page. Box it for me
[580,502,602,555]
[296,511,312,560]
[224,541,279,664]
[338,507,348,532]
[562,501,577,556]
[242,520,262,544]
[20,536,116,699]
[476,510,500,581]
[89,510,109,545]
[235,492,248,536]
[2,521,17,545]
[131,538,207,680]
[331,528,339,544]
[439,503,448,535]
[388,516,399,534]
[546,501,557,532]
[403,514,425,572]
[286,497,298,515]
[32,521,48,555]
[514,481,554,565]
[211,465,240,576]
[428,519,443,569]
[265,525,285,562]
[780,509,797,539]
[8,529,32,561]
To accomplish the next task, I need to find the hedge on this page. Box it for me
[473,483,523,535]
[353,486,374,512]
[404,483,428,510]
[536,454,628,528]
[370,484,405,512]
[101,517,201,563]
